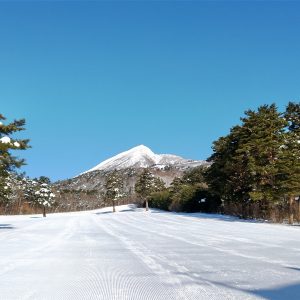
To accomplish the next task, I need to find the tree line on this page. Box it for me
[131,102,300,224]
[0,114,55,216]
[1,102,299,223]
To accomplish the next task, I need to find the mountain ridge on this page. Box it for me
[81,145,205,175]
[55,145,209,209]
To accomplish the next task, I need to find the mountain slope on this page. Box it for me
[82,145,205,174]
[55,145,208,209]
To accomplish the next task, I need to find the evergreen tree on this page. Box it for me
[105,170,124,212]
[238,105,286,204]
[35,176,51,185]
[181,166,208,186]
[169,166,212,212]
[23,178,39,203]
[207,104,287,217]
[206,127,244,204]
[0,114,29,202]
[34,183,56,217]
[277,102,300,223]
[135,168,165,211]
[169,177,184,194]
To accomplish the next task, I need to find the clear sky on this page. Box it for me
[1,0,300,181]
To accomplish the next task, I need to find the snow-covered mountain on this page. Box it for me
[82,145,205,174]
[55,145,208,206]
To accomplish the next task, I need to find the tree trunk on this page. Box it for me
[298,200,300,223]
[288,195,294,225]
[43,206,46,217]
[145,199,149,211]
[113,201,116,213]
[18,196,22,215]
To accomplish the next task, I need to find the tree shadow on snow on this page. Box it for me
[94,211,113,215]
[250,282,300,300]
[150,209,261,224]
[175,270,300,300]
[95,205,137,215]
[219,280,300,300]
[119,208,135,213]
[0,224,14,229]
[95,208,136,215]
[286,266,300,272]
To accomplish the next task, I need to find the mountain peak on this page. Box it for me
[81,145,205,174]
[132,144,148,149]
[128,144,153,153]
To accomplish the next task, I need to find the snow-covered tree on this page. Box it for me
[34,183,55,217]
[135,168,165,211]
[0,174,24,212]
[0,114,29,203]
[22,178,38,202]
[105,170,124,212]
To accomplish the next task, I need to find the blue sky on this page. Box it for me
[1,1,300,181]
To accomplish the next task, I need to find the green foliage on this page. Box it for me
[35,176,51,185]
[206,102,300,216]
[149,190,172,211]
[105,170,124,201]
[148,166,219,213]
[135,168,165,200]
[0,114,29,202]
[169,184,198,212]
[276,102,300,198]
[181,166,208,186]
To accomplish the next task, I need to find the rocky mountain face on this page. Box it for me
[54,145,208,210]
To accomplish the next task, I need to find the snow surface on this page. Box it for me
[82,145,204,174]
[1,205,300,299]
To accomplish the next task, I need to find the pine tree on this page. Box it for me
[135,168,165,211]
[0,114,29,203]
[169,177,184,194]
[105,170,124,212]
[206,127,244,204]
[181,166,208,186]
[34,183,56,217]
[23,178,39,203]
[277,102,300,224]
[207,104,287,218]
[236,105,286,205]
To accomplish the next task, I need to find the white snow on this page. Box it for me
[0,136,11,144]
[0,205,300,299]
[82,145,205,174]
[13,141,20,147]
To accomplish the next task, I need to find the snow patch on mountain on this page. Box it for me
[82,145,205,174]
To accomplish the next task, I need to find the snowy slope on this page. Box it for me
[83,145,205,174]
[1,206,300,299]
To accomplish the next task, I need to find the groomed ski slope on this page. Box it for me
[0,205,300,300]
